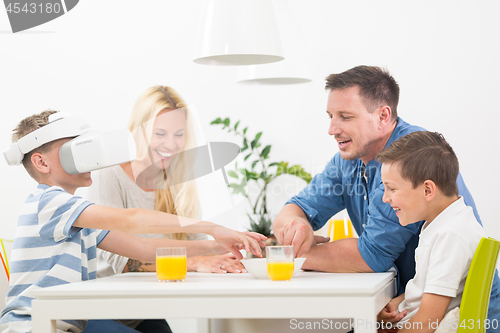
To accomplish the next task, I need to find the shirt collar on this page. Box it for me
[365,117,407,172]
[385,117,407,148]
[420,196,466,243]
[37,183,67,193]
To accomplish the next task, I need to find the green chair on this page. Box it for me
[458,237,500,333]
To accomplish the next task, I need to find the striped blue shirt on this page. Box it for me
[0,184,108,332]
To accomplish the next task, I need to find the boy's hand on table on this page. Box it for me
[243,231,268,247]
[211,227,267,259]
[378,302,407,323]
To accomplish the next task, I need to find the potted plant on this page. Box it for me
[210,117,312,251]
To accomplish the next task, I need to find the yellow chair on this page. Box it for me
[0,239,12,280]
[0,239,13,310]
[457,237,500,333]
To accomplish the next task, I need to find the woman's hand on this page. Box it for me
[210,227,267,259]
[188,253,246,273]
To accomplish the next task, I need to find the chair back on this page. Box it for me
[458,237,500,333]
[0,239,13,310]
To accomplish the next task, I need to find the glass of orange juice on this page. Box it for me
[156,247,187,282]
[328,219,354,241]
[266,246,294,281]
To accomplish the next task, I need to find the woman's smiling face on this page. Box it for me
[148,108,186,168]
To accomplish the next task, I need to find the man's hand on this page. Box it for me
[273,204,315,257]
[276,218,315,257]
[311,235,330,246]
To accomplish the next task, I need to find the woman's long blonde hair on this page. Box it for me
[128,86,200,240]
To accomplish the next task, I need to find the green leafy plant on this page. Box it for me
[248,215,273,237]
[211,117,312,237]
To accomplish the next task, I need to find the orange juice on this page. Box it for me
[328,219,354,241]
[156,256,187,281]
[267,262,294,281]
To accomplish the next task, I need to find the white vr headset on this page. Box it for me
[4,112,137,174]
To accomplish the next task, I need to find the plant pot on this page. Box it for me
[265,235,280,247]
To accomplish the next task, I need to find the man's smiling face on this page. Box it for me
[326,86,384,164]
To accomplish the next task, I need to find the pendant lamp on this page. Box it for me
[236,0,311,84]
[193,0,284,66]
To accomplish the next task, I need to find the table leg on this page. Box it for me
[197,318,209,333]
[353,315,378,333]
[32,316,57,333]
[353,277,395,333]
[32,300,57,333]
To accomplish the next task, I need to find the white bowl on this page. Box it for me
[241,257,306,279]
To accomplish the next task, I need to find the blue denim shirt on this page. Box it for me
[288,118,500,327]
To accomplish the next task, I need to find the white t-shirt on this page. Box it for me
[398,197,485,325]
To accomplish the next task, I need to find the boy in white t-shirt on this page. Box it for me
[375,131,493,333]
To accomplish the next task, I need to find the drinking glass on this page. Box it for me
[156,247,187,282]
[328,219,354,241]
[266,245,294,281]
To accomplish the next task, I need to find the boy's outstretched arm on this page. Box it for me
[98,231,231,263]
[75,205,267,259]
[397,293,452,333]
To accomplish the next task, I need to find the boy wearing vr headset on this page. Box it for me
[0,110,266,333]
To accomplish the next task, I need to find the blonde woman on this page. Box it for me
[85,86,250,332]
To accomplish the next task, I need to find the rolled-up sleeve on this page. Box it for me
[287,155,346,230]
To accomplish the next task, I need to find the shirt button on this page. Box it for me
[362,224,366,228]
[364,196,367,200]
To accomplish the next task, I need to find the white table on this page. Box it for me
[32,271,395,333]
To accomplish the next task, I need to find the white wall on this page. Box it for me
[1,0,499,245]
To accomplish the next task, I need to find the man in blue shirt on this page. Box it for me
[272,65,500,325]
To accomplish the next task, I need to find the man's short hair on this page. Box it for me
[325,65,399,120]
[11,110,59,178]
[375,131,459,197]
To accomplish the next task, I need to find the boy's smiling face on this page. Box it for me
[381,162,428,226]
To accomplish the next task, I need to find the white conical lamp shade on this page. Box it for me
[236,0,311,84]
[193,0,284,66]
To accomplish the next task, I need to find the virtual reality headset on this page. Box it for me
[4,112,136,174]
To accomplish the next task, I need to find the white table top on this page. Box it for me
[32,271,395,299]
[32,270,396,333]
